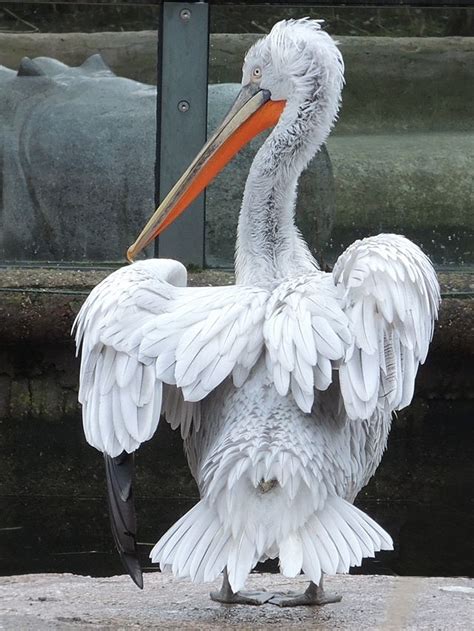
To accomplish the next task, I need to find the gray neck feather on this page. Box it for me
[235,98,334,287]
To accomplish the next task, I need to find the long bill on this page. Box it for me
[126,85,285,262]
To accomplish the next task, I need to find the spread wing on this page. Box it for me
[263,234,439,420]
[74,258,269,458]
[334,234,440,420]
[263,273,353,413]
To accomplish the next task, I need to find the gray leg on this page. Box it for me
[269,575,342,607]
[210,568,274,606]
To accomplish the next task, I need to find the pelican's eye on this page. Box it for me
[252,67,262,81]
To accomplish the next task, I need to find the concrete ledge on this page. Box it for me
[0,267,472,351]
[0,573,472,630]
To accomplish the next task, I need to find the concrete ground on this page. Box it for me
[0,573,472,630]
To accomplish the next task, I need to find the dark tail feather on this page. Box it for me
[104,452,143,589]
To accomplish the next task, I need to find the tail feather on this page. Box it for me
[298,497,393,585]
[154,501,204,565]
[311,518,338,574]
[151,500,230,584]
[317,505,352,572]
[227,532,256,592]
[357,506,393,549]
[337,501,376,557]
[352,512,382,550]
[151,495,393,593]
[300,528,322,581]
[306,519,335,575]
[203,530,231,582]
[324,501,364,566]
[172,507,210,577]
[189,519,221,581]
[279,533,303,577]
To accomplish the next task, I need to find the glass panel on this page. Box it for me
[2,2,471,269]
[0,1,159,264]
[206,4,473,270]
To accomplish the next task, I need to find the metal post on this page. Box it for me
[155,1,209,266]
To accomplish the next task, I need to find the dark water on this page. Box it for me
[1,494,472,579]
[1,397,472,580]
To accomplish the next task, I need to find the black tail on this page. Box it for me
[104,452,143,589]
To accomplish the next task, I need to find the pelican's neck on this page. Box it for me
[235,101,332,287]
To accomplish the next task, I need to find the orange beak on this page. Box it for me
[126,85,285,262]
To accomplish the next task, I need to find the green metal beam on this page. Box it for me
[156,1,209,266]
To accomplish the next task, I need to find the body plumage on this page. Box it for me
[75,19,440,605]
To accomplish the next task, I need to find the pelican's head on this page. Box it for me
[127,19,343,262]
[243,19,344,114]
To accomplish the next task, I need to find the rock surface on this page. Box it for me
[0,573,472,630]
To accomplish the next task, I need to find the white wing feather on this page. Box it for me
[334,234,440,420]
[264,274,352,412]
[74,259,269,456]
[76,234,439,456]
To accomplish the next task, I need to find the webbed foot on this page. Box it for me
[269,579,342,607]
[210,568,273,606]
[210,589,273,605]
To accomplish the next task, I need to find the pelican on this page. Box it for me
[75,19,440,607]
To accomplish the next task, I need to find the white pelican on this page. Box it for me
[75,19,440,606]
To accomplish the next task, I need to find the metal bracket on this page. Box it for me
[155,1,209,266]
